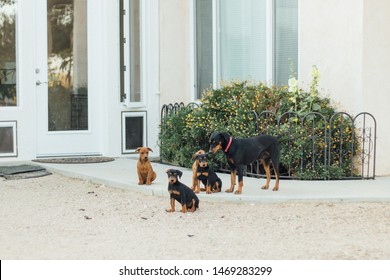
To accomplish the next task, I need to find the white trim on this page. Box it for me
[122,0,145,108]
[189,0,196,101]
[212,0,219,88]
[140,0,147,107]
[121,111,147,153]
[122,0,131,106]
[0,121,17,157]
[266,0,274,84]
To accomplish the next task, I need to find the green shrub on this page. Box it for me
[159,68,359,179]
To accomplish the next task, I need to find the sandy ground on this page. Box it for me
[1,172,390,260]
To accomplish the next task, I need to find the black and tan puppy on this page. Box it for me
[166,169,199,213]
[209,132,280,194]
[196,153,222,194]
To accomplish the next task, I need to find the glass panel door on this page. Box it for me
[47,0,88,131]
[0,0,17,107]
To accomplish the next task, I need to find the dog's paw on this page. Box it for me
[234,190,242,194]
[166,209,175,213]
[261,185,269,190]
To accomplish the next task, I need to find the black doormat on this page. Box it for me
[33,157,115,164]
[0,164,52,180]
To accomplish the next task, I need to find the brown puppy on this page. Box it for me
[135,147,157,185]
[191,149,205,193]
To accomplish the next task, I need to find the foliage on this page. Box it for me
[159,67,360,180]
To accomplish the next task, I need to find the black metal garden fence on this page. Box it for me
[160,103,376,180]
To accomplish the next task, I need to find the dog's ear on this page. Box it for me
[177,170,183,178]
[135,147,141,153]
[147,147,153,152]
[192,151,200,161]
[220,132,230,144]
[209,132,218,142]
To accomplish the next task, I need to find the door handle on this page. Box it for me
[36,80,48,86]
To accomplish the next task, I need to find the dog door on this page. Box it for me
[121,111,147,153]
[0,121,17,157]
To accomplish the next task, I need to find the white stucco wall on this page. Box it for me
[159,0,193,106]
[299,0,390,175]
[299,0,364,112]
[362,0,390,176]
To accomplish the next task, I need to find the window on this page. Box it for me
[274,0,299,84]
[195,0,298,98]
[122,111,146,153]
[120,0,142,106]
[0,0,17,107]
[0,121,17,157]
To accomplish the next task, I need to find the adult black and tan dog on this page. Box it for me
[209,132,280,194]
[166,169,199,213]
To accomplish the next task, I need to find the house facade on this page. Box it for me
[1,0,389,176]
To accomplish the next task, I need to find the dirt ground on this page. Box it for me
[1,172,390,260]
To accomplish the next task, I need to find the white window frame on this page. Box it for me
[0,121,17,157]
[122,0,145,108]
[121,111,147,154]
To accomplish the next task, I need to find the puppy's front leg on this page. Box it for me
[166,198,176,213]
[137,170,144,185]
[146,170,153,185]
[205,183,212,194]
[195,178,201,193]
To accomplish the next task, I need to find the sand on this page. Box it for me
[1,172,390,260]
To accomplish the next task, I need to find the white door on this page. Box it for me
[35,0,101,157]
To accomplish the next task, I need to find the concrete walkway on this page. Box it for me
[33,157,390,204]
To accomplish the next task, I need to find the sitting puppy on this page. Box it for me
[166,169,199,213]
[135,147,157,185]
[196,153,222,194]
[191,149,205,192]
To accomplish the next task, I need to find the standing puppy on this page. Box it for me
[136,147,157,185]
[191,149,205,192]
[166,169,199,213]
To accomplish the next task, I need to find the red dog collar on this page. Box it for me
[225,137,233,152]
